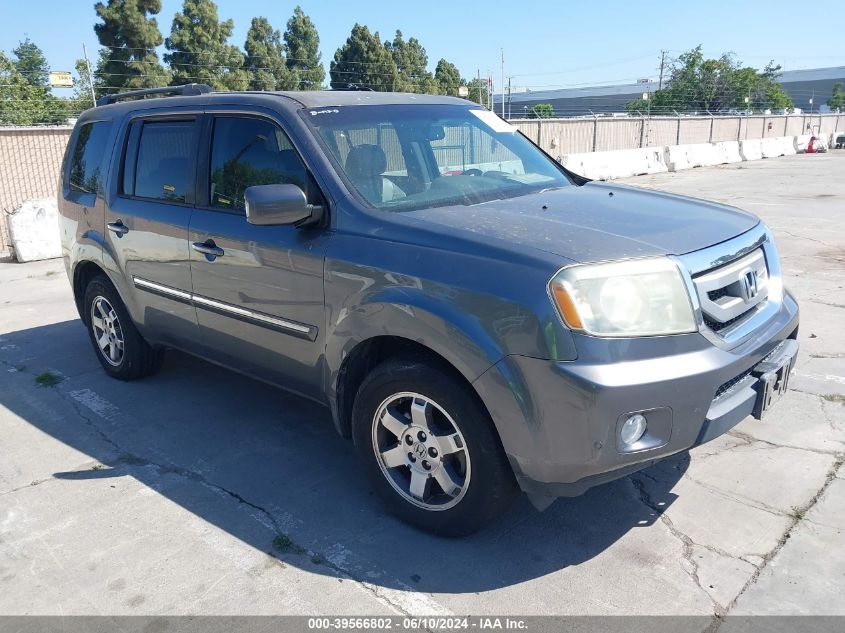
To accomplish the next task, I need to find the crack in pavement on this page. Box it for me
[712,454,845,630]
[630,476,727,619]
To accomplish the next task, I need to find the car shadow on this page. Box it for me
[0,319,688,595]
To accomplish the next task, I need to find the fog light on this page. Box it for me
[620,414,648,446]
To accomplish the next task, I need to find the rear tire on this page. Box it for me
[83,275,163,380]
[352,356,517,536]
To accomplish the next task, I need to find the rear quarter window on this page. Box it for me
[67,121,112,196]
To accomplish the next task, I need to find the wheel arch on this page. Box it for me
[72,260,109,323]
[331,335,498,442]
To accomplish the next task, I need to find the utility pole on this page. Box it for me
[500,48,505,118]
[82,43,96,106]
[507,76,512,119]
[477,69,482,106]
[657,49,667,91]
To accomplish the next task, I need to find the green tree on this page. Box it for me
[434,59,463,96]
[12,38,49,86]
[93,0,170,93]
[625,46,793,114]
[0,51,68,125]
[329,24,399,91]
[72,58,96,112]
[384,30,435,93]
[244,16,298,90]
[465,77,490,106]
[826,82,845,112]
[529,103,554,118]
[165,0,248,90]
[283,6,324,90]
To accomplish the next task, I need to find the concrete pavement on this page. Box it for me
[1,151,843,619]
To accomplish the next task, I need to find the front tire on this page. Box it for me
[352,356,517,536]
[83,275,163,380]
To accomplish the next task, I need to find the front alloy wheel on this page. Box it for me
[352,356,518,536]
[372,392,471,511]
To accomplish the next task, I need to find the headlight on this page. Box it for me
[549,257,696,337]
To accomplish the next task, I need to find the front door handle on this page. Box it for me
[192,240,225,258]
[107,220,129,236]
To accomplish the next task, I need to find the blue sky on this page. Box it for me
[3,0,844,96]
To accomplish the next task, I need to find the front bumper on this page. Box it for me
[473,290,799,498]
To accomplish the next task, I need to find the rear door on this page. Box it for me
[105,114,202,348]
[187,112,331,400]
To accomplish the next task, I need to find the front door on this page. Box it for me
[188,113,330,400]
[105,115,202,348]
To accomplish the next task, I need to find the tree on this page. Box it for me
[465,77,490,107]
[165,0,248,91]
[434,59,463,96]
[625,46,794,114]
[529,103,554,118]
[283,6,324,90]
[330,24,399,91]
[244,17,298,91]
[12,38,49,87]
[72,58,96,112]
[0,51,68,125]
[93,0,170,93]
[384,30,435,93]
[827,82,845,112]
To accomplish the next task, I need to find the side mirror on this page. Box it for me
[244,184,322,227]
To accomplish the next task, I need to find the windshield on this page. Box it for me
[304,104,572,211]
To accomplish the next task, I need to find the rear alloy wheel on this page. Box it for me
[83,275,163,380]
[90,296,125,367]
[352,357,517,536]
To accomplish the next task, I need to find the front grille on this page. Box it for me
[707,287,729,301]
[703,307,756,332]
[714,367,755,399]
[692,248,768,335]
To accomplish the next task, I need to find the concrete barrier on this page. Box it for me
[739,139,763,161]
[716,141,743,164]
[561,146,668,180]
[760,136,796,158]
[562,135,805,181]
[665,143,724,171]
[794,135,812,152]
[8,198,61,262]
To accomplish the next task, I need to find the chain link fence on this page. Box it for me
[0,114,842,257]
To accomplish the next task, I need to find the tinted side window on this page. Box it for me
[68,121,112,195]
[131,121,194,203]
[209,117,308,211]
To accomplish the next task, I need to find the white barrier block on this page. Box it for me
[739,139,763,161]
[561,147,668,180]
[716,141,743,163]
[8,198,61,262]
[794,135,812,152]
[760,136,796,158]
[666,143,722,171]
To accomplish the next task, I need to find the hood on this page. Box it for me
[404,181,759,264]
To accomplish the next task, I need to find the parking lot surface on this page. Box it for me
[1,151,843,617]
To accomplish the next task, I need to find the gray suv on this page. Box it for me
[59,85,799,535]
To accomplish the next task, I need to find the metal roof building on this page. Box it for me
[494,66,845,117]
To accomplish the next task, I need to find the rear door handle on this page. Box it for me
[107,220,129,236]
[192,241,225,258]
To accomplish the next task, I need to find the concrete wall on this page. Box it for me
[517,114,842,160]
[0,126,72,256]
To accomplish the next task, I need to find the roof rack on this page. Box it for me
[96,83,212,107]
